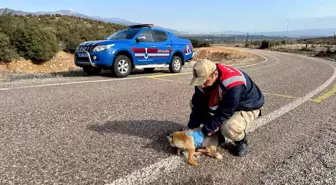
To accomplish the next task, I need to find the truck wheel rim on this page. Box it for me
[118,59,129,74]
[173,59,181,70]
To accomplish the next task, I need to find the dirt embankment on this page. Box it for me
[192,46,262,66]
[0,52,79,78]
[0,46,263,79]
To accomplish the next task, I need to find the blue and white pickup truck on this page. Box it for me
[74,24,194,77]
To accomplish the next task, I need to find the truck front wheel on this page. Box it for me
[169,55,182,73]
[111,55,132,77]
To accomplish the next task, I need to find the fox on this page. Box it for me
[167,127,223,166]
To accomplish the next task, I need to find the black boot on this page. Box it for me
[234,132,248,157]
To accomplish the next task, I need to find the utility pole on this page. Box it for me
[222,33,224,44]
[253,29,256,42]
[245,32,249,48]
[285,19,289,45]
[269,32,271,48]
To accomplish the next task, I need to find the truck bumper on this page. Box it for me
[74,51,97,67]
[74,51,112,68]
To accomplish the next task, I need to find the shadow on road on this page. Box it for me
[87,120,185,154]
[50,69,172,77]
[2,68,177,82]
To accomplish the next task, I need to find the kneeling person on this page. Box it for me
[187,59,264,157]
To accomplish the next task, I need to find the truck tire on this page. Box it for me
[83,66,102,75]
[111,55,132,77]
[169,55,182,73]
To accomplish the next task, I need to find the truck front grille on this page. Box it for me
[77,45,95,52]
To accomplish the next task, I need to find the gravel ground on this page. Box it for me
[0,47,335,185]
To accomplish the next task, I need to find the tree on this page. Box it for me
[11,25,59,62]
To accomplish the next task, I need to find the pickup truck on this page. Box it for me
[74,24,194,77]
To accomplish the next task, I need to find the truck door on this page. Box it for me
[153,30,171,64]
[131,30,157,65]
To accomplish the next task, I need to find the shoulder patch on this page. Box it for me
[221,69,247,88]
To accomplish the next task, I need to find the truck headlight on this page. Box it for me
[93,44,115,52]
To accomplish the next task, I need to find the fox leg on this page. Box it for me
[206,146,223,160]
[187,148,199,166]
[183,148,203,159]
[193,151,204,158]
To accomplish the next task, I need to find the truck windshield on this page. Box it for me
[106,28,140,40]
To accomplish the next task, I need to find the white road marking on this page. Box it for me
[234,52,268,68]
[0,77,144,91]
[0,73,191,91]
[107,156,183,185]
[248,60,336,132]
[0,54,268,91]
[105,55,336,185]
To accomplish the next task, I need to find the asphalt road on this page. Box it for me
[0,48,335,185]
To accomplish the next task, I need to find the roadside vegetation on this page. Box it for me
[0,8,126,63]
[271,36,336,60]
[188,38,211,48]
[0,9,211,65]
[0,8,213,78]
[222,35,336,61]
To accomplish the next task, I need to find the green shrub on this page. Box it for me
[190,38,211,48]
[11,25,59,62]
[259,40,269,49]
[190,39,200,47]
[63,35,82,53]
[199,41,210,47]
[0,32,17,62]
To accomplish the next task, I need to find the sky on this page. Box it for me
[1,0,336,33]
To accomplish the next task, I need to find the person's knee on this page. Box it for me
[222,120,246,141]
[221,109,261,141]
[221,112,247,141]
[239,109,261,125]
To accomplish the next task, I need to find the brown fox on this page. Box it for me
[167,127,222,166]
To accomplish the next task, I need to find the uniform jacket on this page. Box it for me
[188,63,264,136]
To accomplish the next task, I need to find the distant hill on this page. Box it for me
[201,28,336,38]
[0,8,180,34]
[182,28,336,38]
[2,7,336,37]
[183,15,336,37]
[254,28,336,37]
